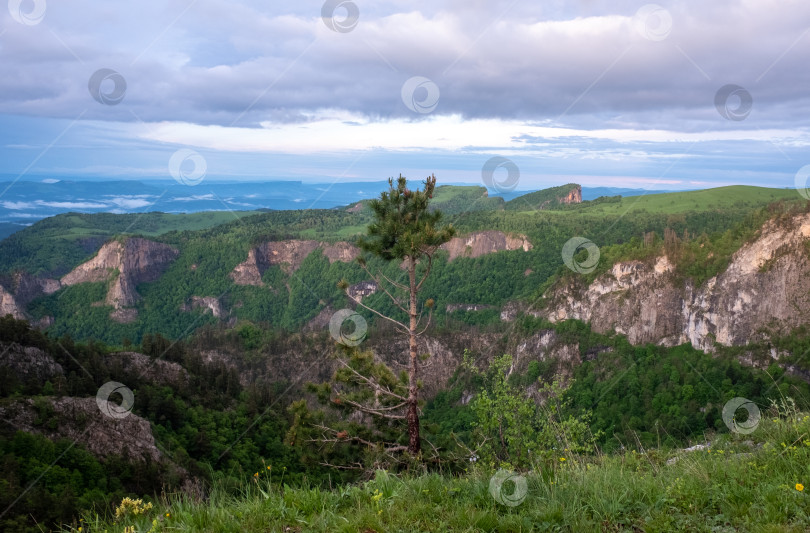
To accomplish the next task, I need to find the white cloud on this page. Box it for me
[133,115,810,155]
[36,201,108,209]
[107,197,154,209]
[1,201,34,210]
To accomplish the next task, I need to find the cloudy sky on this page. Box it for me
[0,0,809,191]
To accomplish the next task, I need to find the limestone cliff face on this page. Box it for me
[544,213,810,352]
[561,185,582,205]
[107,351,189,388]
[0,284,26,319]
[230,240,361,286]
[61,238,179,318]
[0,271,62,320]
[0,397,161,462]
[0,342,64,382]
[440,231,532,261]
[9,271,61,306]
[180,296,225,319]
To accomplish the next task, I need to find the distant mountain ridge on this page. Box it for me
[0,178,682,239]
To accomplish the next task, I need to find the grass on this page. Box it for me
[73,408,810,532]
[510,186,801,216]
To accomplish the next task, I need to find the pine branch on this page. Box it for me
[344,291,409,333]
[339,397,407,420]
[335,358,409,401]
[310,424,408,453]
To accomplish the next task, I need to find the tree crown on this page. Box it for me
[358,174,455,262]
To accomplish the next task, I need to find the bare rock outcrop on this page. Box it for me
[545,213,810,352]
[561,185,582,205]
[181,296,225,319]
[61,238,179,319]
[0,396,161,463]
[230,240,361,286]
[348,281,377,303]
[446,303,494,313]
[107,351,189,388]
[8,271,61,306]
[0,342,64,382]
[440,231,532,261]
[0,284,26,319]
[0,272,62,320]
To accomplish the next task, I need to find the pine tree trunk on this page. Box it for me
[407,256,421,455]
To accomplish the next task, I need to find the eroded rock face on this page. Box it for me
[0,284,26,319]
[0,342,63,382]
[9,271,61,307]
[61,238,179,319]
[230,240,361,286]
[545,213,810,352]
[561,185,582,205]
[181,296,225,319]
[107,351,189,388]
[347,281,377,303]
[446,303,493,313]
[440,231,532,261]
[0,397,161,463]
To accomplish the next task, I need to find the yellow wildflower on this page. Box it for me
[797,483,805,492]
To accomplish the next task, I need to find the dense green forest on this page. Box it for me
[0,185,802,345]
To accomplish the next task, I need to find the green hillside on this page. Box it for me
[0,210,264,275]
[504,183,581,211]
[546,185,797,215]
[345,184,504,216]
[0,184,804,344]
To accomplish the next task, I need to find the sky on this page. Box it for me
[0,0,809,192]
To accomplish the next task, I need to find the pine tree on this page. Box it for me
[341,174,455,455]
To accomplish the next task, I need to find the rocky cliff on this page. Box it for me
[61,238,179,319]
[0,396,162,463]
[440,231,532,261]
[180,296,225,319]
[0,271,61,320]
[0,341,64,382]
[560,185,582,205]
[0,284,26,319]
[230,240,361,286]
[544,212,810,352]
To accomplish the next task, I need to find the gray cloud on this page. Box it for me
[0,0,807,133]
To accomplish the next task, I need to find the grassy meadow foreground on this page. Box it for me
[73,408,810,533]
